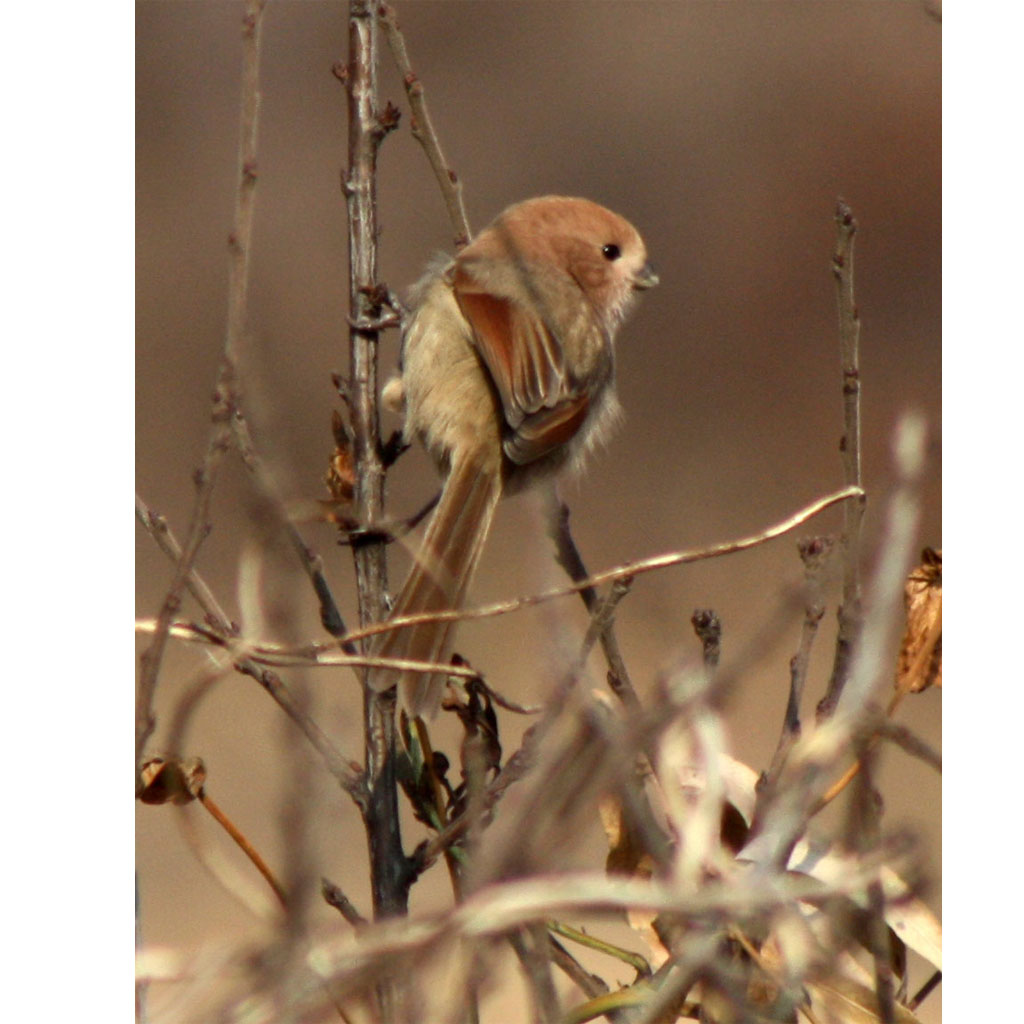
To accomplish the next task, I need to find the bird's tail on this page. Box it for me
[370,456,502,716]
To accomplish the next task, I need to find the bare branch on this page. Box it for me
[134,505,365,802]
[343,0,414,954]
[546,935,610,1003]
[136,495,234,629]
[764,535,834,784]
[547,492,640,709]
[818,199,867,719]
[230,410,353,643]
[134,616,481,679]
[508,925,561,1024]
[378,1,472,248]
[135,0,267,792]
[322,877,369,927]
[345,485,862,648]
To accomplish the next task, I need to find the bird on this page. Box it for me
[370,195,657,715]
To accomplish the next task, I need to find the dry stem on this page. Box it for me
[818,199,866,719]
[378,1,471,248]
[135,0,267,792]
[344,485,861,649]
[135,501,364,801]
[546,492,640,709]
[343,10,412,989]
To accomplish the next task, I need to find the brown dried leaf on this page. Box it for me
[598,795,656,880]
[324,410,356,508]
[139,756,206,805]
[598,795,668,967]
[746,930,785,1009]
[895,547,941,695]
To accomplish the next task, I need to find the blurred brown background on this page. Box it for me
[136,2,941,1020]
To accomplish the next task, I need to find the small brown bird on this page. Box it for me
[372,196,657,715]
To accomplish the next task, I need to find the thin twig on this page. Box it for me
[134,616,481,679]
[547,493,641,708]
[753,416,928,860]
[413,725,539,875]
[135,0,267,792]
[577,576,635,703]
[201,790,287,906]
[908,969,941,1010]
[346,486,862,648]
[378,1,471,248]
[135,510,365,801]
[322,877,369,927]
[508,925,561,1024]
[546,936,610,1002]
[548,919,651,978]
[876,720,941,773]
[818,199,866,719]
[846,742,897,1024]
[562,984,654,1024]
[231,409,353,643]
[764,536,833,784]
[136,495,233,630]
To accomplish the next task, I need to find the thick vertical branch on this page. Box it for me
[343,0,410,925]
[818,199,866,719]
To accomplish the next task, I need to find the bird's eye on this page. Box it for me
[601,243,621,261]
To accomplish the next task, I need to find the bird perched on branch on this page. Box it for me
[371,195,657,716]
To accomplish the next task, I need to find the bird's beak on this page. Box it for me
[632,262,659,290]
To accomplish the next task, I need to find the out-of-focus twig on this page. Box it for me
[548,919,651,978]
[305,859,903,992]
[815,543,941,807]
[135,502,365,802]
[830,416,927,717]
[322,877,369,927]
[845,740,898,1024]
[378,1,471,248]
[509,925,561,1024]
[231,410,353,644]
[755,415,928,858]
[908,969,941,1010]
[546,935,610,1003]
[135,0,267,793]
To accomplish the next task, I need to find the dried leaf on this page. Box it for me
[444,673,502,777]
[139,756,206,805]
[787,842,942,971]
[804,975,923,1024]
[598,795,656,880]
[896,548,941,694]
[324,410,356,508]
[598,795,667,966]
